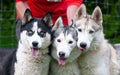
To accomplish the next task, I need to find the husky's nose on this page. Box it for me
[80,42,87,48]
[32,41,38,47]
[59,52,65,57]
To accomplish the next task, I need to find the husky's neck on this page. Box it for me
[14,42,51,75]
[67,47,81,63]
[89,31,107,51]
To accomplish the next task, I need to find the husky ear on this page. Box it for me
[43,13,52,27]
[74,4,86,20]
[52,17,64,31]
[22,9,33,25]
[70,19,76,28]
[92,6,102,25]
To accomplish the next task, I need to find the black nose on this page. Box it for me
[59,52,65,57]
[32,41,38,47]
[80,42,87,48]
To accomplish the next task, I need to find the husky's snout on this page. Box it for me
[57,50,69,58]
[58,51,67,66]
[78,42,89,51]
[80,42,87,48]
[59,51,65,58]
[79,42,87,51]
[32,41,38,47]
[31,41,40,56]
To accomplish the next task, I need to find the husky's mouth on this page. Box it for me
[58,58,66,66]
[31,48,40,56]
[79,47,86,51]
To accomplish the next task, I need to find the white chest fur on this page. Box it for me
[78,42,111,75]
[14,45,51,75]
[50,60,80,75]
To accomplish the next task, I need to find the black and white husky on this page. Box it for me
[49,17,81,75]
[0,9,52,75]
[14,9,52,75]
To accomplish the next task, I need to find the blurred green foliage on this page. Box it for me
[0,0,120,48]
[0,0,17,48]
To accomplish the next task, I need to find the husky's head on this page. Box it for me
[19,9,52,56]
[52,17,80,66]
[74,4,104,51]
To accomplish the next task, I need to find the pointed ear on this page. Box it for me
[70,19,76,28]
[52,17,64,31]
[92,6,102,25]
[42,13,52,27]
[22,9,33,25]
[74,4,86,20]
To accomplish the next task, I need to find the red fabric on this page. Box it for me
[66,0,83,7]
[16,0,82,25]
[16,0,26,2]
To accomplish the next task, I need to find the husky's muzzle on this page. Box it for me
[79,42,87,51]
[58,51,67,66]
[31,41,40,56]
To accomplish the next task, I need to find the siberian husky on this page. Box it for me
[74,4,119,75]
[14,9,52,75]
[49,17,81,75]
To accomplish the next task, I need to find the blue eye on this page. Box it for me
[27,30,34,36]
[38,31,46,37]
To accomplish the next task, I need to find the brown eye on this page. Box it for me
[89,30,94,34]
[57,39,61,42]
[78,29,82,32]
[68,40,73,44]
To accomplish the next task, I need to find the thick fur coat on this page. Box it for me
[49,17,81,75]
[14,9,52,75]
[74,4,119,75]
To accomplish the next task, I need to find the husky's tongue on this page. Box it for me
[32,48,39,56]
[58,58,66,66]
[80,48,85,51]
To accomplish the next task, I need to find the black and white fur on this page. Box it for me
[14,9,52,75]
[0,9,53,75]
[49,17,81,75]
